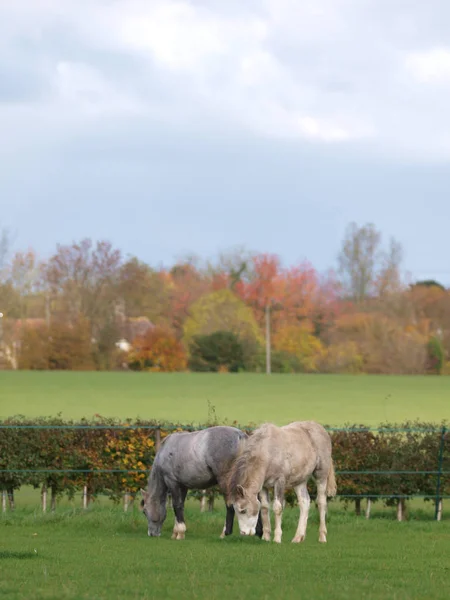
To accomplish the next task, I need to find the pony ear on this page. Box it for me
[140,488,148,500]
[236,484,245,498]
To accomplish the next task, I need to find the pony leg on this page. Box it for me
[316,479,328,543]
[292,482,310,543]
[170,485,188,540]
[260,488,271,542]
[273,483,285,544]
[220,501,235,539]
[255,509,263,539]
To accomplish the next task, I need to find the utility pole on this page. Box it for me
[265,302,271,374]
[0,312,4,367]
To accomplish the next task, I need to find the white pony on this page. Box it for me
[227,421,337,544]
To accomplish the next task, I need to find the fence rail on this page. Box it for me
[0,420,448,520]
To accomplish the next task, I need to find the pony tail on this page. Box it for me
[326,461,337,498]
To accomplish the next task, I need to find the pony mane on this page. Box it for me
[226,423,273,498]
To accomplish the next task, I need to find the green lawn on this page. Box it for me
[1,504,449,600]
[0,371,449,426]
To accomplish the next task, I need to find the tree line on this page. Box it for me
[0,223,449,374]
[0,417,448,520]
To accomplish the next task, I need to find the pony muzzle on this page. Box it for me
[148,531,161,537]
[240,528,256,536]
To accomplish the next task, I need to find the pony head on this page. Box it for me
[232,484,261,536]
[140,488,167,537]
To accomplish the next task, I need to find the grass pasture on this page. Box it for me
[1,503,450,600]
[2,371,450,599]
[1,371,450,425]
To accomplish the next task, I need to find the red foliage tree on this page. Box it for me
[235,253,284,329]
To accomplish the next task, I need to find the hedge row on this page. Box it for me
[0,417,449,513]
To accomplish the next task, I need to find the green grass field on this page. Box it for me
[1,503,449,600]
[1,371,449,425]
[2,371,449,599]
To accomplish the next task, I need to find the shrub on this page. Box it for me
[188,330,245,372]
[128,327,187,372]
[273,323,324,372]
[183,289,263,351]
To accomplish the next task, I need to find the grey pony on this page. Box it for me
[140,425,263,539]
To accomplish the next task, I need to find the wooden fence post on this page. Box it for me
[434,426,446,521]
[437,499,443,522]
[397,498,406,522]
[82,485,88,509]
[1,490,6,513]
[41,485,47,513]
[155,428,161,452]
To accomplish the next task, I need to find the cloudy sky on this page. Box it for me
[1,0,450,282]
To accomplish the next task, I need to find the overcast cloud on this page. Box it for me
[1,0,450,282]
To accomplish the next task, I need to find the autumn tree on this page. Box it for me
[273,322,324,372]
[17,318,96,370]
[48,319,95,370]
[17,323,49,370]
[330,312,427,374]
[128,327,187,372]
[311,269,341,340]
[235,253,284,373]
[45,238,122,324]
[183,288,262,349]
[9,250,44,320]
[206,246,255,291]
[118,257,171,325]
[167,262,211,337]
[44,239,122,365]
[281,262,321,327]
[338,222,403,303]
[374,237,404,298]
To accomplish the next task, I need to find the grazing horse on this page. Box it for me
[227,421,337,544]
[140,426,263,540]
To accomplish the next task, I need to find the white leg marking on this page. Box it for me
[173,520,186,540]
[220,521,227,539]
[292,483,310,543]
[316,480,328,543]
[260,488,271,542]
[273,498,283,544]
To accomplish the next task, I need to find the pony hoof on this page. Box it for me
[292,535,305,543]
[318,535,327,543]
[274,538,282,544]
[263,534,271,542]
[176,533,185,540]
[171,533,177,540]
